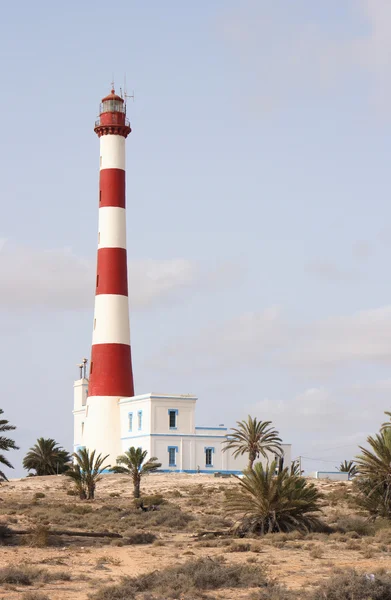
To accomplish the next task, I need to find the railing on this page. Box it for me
[94,117,130,128]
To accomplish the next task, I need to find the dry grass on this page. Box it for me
[2,473,391,599]
[22,593,51,600]
[91,556,274,599]
[0,565,71,585]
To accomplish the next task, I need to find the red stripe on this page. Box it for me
[96,248,128,296]
[89,343,134,397]
[100,169,125,208]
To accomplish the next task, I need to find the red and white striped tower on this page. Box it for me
[83,89,134,462]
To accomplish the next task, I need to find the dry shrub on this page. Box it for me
[187,484,205,497]
[34,492,45,499]
[228,542,251,552]
[345,540,361,550]
[27,524,50,548]
[134,494,165,509]
[309,546,324,559]
[168,489,182,498]
[0,523,12,544]
[91,557,271,599]
[23,593,51,600]
[66,504,93,515]
[0,565,70,585]
[125,532,156,545]
[250,586,297,599]
[309,569,391,599]
[336,516,375,537]
[327,486,351,506]
[96,556,122,567]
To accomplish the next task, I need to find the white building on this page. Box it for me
[74,378,291,474]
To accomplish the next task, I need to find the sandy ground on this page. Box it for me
[0,473,389,599]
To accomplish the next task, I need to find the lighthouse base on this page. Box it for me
[74,395,121,467]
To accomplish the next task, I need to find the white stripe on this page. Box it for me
[100,135,125,170]
[93,295,130,345]
[98,207,126,249]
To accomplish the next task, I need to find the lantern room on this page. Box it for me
[100,90,126,115]
[94,89,131,137]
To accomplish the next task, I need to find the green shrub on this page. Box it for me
[34,492,46,499]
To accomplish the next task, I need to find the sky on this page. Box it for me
[1,0,391,477]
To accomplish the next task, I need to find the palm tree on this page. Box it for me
[223,416,282,470]
[65,448,110,500]
[290,459,301,476]
[381,410,391,431]
[110,447,162,498]
[23,438,71,476]
[225,461,323,534]
[0,409,18,482]
[354,429,391,518]
[337,460,357,478]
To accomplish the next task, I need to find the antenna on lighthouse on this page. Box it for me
[124,74,135,106]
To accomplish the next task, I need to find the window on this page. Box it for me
[90,362,93,374]
[168,446,178,467]
[94,318,96,330]
[168,409,177,429]
[99,190,102,203]
[128,412,133,432]
[138,410,142,430]
[96,274,99,288]
[205,447,214,467]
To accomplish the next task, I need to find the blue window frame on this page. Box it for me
[138,410,142,430]
[168,446,178,467]
[205,447,214,467]
[128,412,133,432]
[168,409,178,429]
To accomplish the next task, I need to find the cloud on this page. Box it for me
[251,384,388,466]
[305,261,359,282]
[151,304,391,376]
[217,0,391,114]
[0,241,242,312]
[352,240,372,262]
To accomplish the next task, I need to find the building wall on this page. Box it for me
[73,379,88,450]
[310,471,349,481]
[74,387,292,475]
[151,396,196,435]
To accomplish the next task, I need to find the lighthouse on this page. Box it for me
[72,87,293,474]
[79,88,135,463]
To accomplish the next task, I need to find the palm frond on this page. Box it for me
[226,461,323,534]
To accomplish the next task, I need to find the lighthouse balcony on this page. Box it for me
[95,116,130,128]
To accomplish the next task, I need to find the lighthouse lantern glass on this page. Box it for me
[102,100,125,114]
